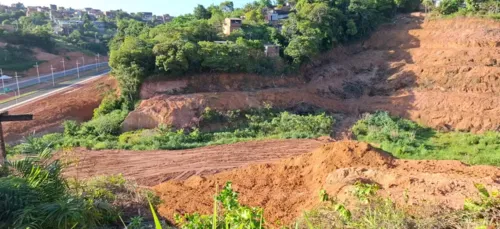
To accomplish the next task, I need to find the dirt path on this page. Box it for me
[62,139,326,186]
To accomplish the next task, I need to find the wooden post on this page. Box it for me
[0,121,5,166]
[0,111,33,166]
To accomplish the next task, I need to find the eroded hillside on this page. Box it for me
[125,13,500,134]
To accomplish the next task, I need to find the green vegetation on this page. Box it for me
[426,0,499,17]
[174,182,265,228]
[9,102,333,153]
[352,111,500,166]
[109,0,419,102]
[0,5,111,70]
[1,147,166,228]
[296,182,500,228]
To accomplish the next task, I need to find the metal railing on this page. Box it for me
[1,62,110,93]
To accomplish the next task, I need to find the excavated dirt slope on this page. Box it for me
[154,141,500,226]
[3,76,116,142]
[126,14,500,133]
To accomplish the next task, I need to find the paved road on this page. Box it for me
[1,62,109,93]
[0,69,110,112]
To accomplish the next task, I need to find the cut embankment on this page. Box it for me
[3,75,117,142]
[153,141,500,226]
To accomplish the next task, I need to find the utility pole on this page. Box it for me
[76,61,80,79]
[61,58,66,76]
[34,62,40,83]
[15,72,20,100]
[95,55,99,72]
[81,56,85,66]
[0,112,33,166]
[0,69,4,92]
[50,65,56,86]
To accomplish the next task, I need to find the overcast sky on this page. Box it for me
[1,0,253,16]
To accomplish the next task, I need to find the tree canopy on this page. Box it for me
[107,0,428,102]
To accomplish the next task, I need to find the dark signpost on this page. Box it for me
[0,111,33,165]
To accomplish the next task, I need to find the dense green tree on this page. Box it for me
[153,39,199,75]
[109,37,155,101]
[194,4,212,19]
[465,0,485,11]
[220,1,235,12]
[284,35,320,64]
[68,30,82,43]
[438,0,463,14]
[394,0,421,12]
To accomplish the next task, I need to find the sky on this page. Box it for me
[0,0,254,16]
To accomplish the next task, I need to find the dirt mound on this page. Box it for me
[3,75,117,142]
[154,141,500,226]
[62,139,326,186]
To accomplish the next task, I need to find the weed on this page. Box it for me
[11,110,334,153]
[175,182,265,229]
[352,111,500,166]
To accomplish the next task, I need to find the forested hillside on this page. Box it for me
[109,0,424,102]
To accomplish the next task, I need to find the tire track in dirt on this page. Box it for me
[62,139,326,186]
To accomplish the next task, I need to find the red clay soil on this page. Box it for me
[140,73,306,99]
[128,14,500,133]
[62,139,326,186]
[3,75,117,142]
[153,141,500,226]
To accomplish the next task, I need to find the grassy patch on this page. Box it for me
[352,111,500,166]
[295,182,500,229]
[10,107,334,153]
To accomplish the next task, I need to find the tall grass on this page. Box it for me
[352,111,500,166]
[296,182,499,229]
[10,109,334,153]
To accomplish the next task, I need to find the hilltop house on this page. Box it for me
[50,4,57,10]
[26,6,38,16]
[141,12,153,21]
[223,18,242,35]
[264,44,280,57]
[93,21,106,33]
[105,11,115,19]
[162,14,173,23]
[265,6,292,24]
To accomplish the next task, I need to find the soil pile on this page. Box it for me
[154,141,500,225]
[62,139,325,186]
[3,75,117,142]
[126,14,500,133]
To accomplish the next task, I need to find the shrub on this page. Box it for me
[175,182,265,228]
[63,120,80,137]
[93,94,123,118]
[352,111,500,166]
[438,0,464,14]
[81,109,128,136]
[0,151,116,228]
[13,109,334,152]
